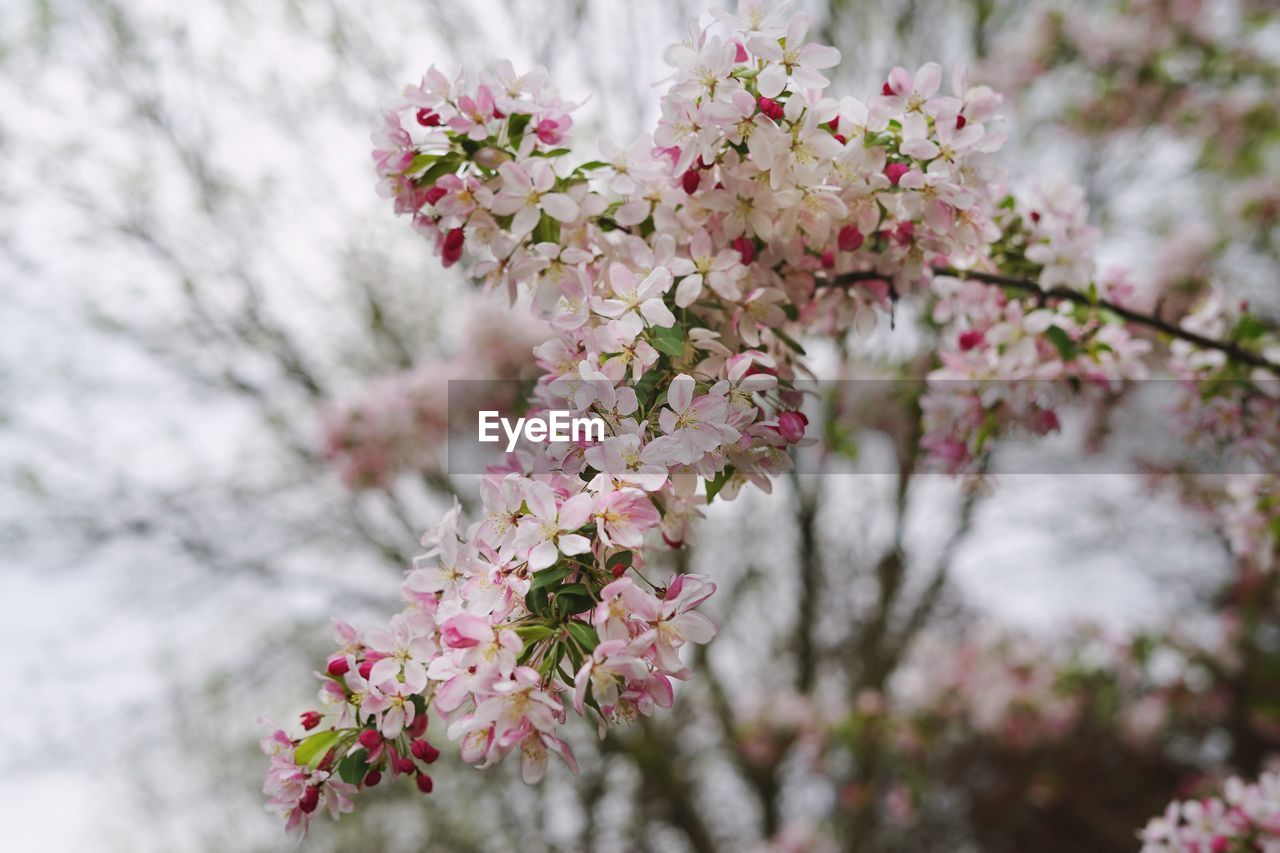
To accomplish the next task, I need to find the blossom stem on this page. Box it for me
[820,268,1280,374]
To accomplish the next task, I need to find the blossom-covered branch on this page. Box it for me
[259,0,1279,837]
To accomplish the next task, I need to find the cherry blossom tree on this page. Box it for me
[259,2,1280,847]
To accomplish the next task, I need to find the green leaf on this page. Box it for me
[555,583,594,616]
[1231,314,1268,343]
[537,147,572,158]
[1044,325,1078,362]
[772,328,807,355]
[530,565,573,590]
[567,620,599,652]
[651,324,686,358]
[525,584,550,616]
[606,550,633,571]
[336,750,370,785]
[533,212,561,245]
[705,466,735,503]
[574,160,609,171]
[507,112,532,146]
[515,624,554,643]
[295,730,342,769]
[419,154,462,186]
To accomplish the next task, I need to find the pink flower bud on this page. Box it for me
[326,657,350,677]
[838,225,864,252]
[732,236,755,266]
[424,185,448,206]
[299,785,320,814]
[681,169,701,195]
[757,97,785,121]
[358,729,382,751]
[416,772,435,794]
[299,711,323,731]
[733,40,749,62]
[958,330,985,352]
[411,740,440,764]
[363,770,382,787]
[441,227,465,267]
[885,162,909,186]
[779,411,808,443]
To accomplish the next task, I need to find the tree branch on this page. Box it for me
[821,268,1280,374]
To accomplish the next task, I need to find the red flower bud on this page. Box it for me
[733,41,749,62]
[397,757,415,774]
[416,772,435,794]
[299,711,323,731]
[681,169,701,195]
[1030,210,1041,223]
[358,729,382,751]
[832,133,847,144]
[424,185,448,206]
[757,97,785,121]
[357,659,374,680]
[882,81,894,96]
[415,108,441,127]
[778,411,808,443]
[326,657,350,677]
[958,330,985,352]
[885,162,909,186]
[411,740,440,764]
[407,714,429,738]
[732,236,755,266]
[363,770,382,787]
[838,225,864,252]
[955,114,967,129]
[442,227,465,267]
[821,251,835,269]
[299,785,320,814]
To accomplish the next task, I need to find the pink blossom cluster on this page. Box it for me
[988,0,1278,176]
[920,186,1151,472]
[1140,771,1280,852]
[1168,295,1280,468]
[320,301,546,488]
[264,0,1274,836]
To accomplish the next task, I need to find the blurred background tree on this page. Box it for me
[2,0,1275,850]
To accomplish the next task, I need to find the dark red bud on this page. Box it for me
[757,97,785,121]
[358,729,382,751]
[299,711,323,731]
[357,659,374,679]
[424,185,448,206]
[958,330,985,352]
[827,117,839,131]
[681,169,701,194]
[299,785,320,814]
[326,657,350,677]
[415,108,441,127]
[411,740,440,764]
[407,714,429,738]
[955,114,967,129]
[416,772,435,794]
[397,757,415,774]
[882,81,894,96]
[838,225,864,252]
[363,770,382,787]
[821,251,835,269]
[732,235,756,266]
[885,162,909,186]
[1030,210,1041,223]
[832,133,847,144]
[493,108,506,119]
